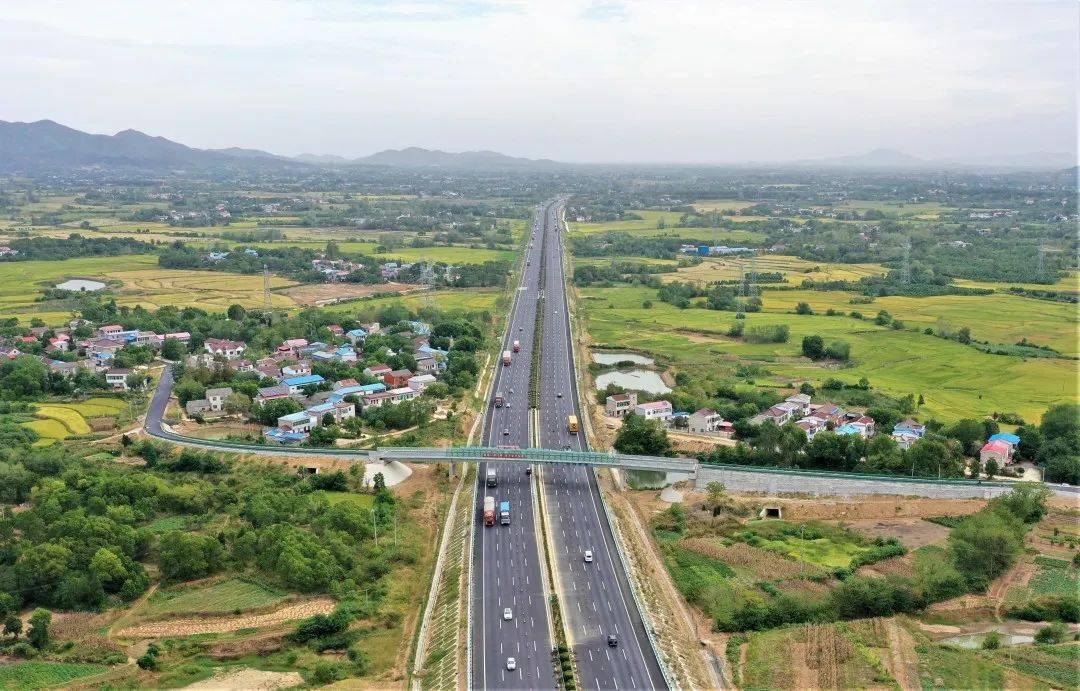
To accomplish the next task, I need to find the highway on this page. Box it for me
[537,202,667,690]
[470,205,554,689]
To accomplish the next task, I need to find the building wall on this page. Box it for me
[695,465,1014,500]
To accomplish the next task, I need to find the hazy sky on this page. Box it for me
[2,0,1077,163]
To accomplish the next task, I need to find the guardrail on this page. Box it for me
[594,469,677,691]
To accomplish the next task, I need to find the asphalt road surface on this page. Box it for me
[537,202,667,690]
[470,204,555,690]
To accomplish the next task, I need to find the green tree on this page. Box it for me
[705,481,726,506]
[3,614,21,638]
[174,378,206,407]
[795,302,813,315]
[613,413,672,456]
[158,531,224,581]
[949,510,1024,589]
[160,338,186,361]
[946,419,986,455]
[227,303,247,321]
[27,608,51,649]
[801,335,825,359]
[89,548,128,591]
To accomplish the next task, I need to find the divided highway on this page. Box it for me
[470,206,554,689]
[537,203,667,690]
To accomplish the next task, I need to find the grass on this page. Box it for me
[0,662,107,689]
[320,491,375,509]
[740,623,891,690]
[0,256,299,324]
[33,405,92,435]
[374,246,517,264]
[663,255,887,285]
[140,578,290,618]
[996,644,1080,689]
[760,289,1079,357]
[322,287,503,315]
[22,418,70,445]
[577,283,1077,421]
[918,643,1006,690]
[1028,562,1080,596]
[690,200,760,213]
[569,209,767,242]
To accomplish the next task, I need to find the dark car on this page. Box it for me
[607,634,618,647]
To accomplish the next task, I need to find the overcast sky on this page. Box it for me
[2,0,1076,163]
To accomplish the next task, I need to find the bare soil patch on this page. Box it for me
[116,597,334,638]
[283,281,420,306]
[185,668,303,690]
[841,518,950,548]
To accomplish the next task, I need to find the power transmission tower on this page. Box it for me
[421,262,437,311]
[1037,243,1047,281]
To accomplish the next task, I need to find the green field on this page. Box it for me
[0,662,107,689]
[578,284,1077,421]
[322,287,503,315]
[374,245,517,264]
[761,289,1079,357]
[140,578,291,618]
[34,405,92,435]
[665,255,887,285]
[569,210,767,242]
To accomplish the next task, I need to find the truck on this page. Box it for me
[486,469,497,487]
[568,415,579,434]
[502,350,512,366]
[512,339,521,353]
[494,392,504,407]
[483,496,496,526]
[499,501,511,525]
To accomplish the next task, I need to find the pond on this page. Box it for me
[940,631,1034,649]
[594,369,671,394]
[592,351,655,366]
[56,279,106,292]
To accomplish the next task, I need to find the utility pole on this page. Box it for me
[901,237,912,285]
[1037,243,1047,281]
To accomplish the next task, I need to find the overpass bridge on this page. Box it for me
[376,445,698,472]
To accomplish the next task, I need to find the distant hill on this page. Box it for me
[308,146,563,170]
[0,119,305,173]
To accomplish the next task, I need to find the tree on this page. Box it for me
[705,481,726,506]
[613,413,672,456]
[795,302,813,315]
[984,458,999,479]
[160,337,186,361]
[252,397,303,426]
[825,341,851,361]
[957,326,972,344]
[27,608,51,649]
[905,437,965,478]
[89,547,128,591]
[3,614,21,638]
[227,303,247,321]
[802,432,863,472]
[174,378,206,407]
[801,335,825,359]
[225,392,252,415]
[946,419,986,455]
[158,531,224,581]
[949,510,1023,588]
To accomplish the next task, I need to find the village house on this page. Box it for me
[277,338,308,357]
[796,416,827,440]
[633,400,673,422]
[383,368,413,388]
[785,393,812,416]
[688,408,726,435]
[893,419,926,438]
[105,368,132,390]
[364,363,393,379]
[283,374,325,395]
[605,392,638,417]
[204,338,246,358]
[980,439,1013,467]
[306,400,355,425]
[98,324,124,339]
[46,359,81,378]
[361,387,420,410]
[254,385,292,405]
[206,387,233,412]
[281,361,313,378]
[407,373,437,391]
[277,411,315,434]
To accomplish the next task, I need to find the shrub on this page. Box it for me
[1034,622,1068,644]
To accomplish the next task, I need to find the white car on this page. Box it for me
[583,550,593,563]
[503,607,513,620]
[506,657,516,671]
[503,428,509,435]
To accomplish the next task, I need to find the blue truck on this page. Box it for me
[499,500,511,525]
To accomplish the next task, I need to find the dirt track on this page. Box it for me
[116,598,335,638]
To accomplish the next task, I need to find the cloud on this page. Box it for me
[0,0,1075,162]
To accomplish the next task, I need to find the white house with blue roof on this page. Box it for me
[283,374,325,394]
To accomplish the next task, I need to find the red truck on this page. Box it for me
[483,496,496,526]
[512,340,521,353]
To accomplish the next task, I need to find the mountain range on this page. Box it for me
[0,119,1073,173]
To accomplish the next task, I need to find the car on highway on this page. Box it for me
[526,466,532,475]
[608,634,618,647]
[503,428,509,435]
[583,550,593,563]
[557,392,562,398]
[503,607,513,620]
[506,657,516,671]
